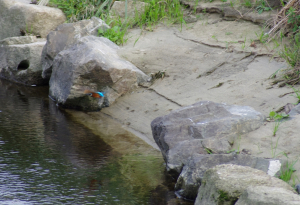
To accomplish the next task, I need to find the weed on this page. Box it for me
[267,111,289,122]
[256,0,272,14]
[241,37,246,49]
[225,32,232,35]
[211,35,218,42]
[288,84,300,102]
[227,135,241,154]
[205,148,213,154]
[242,0,252,8]
[272,121,281,137]
[279,158,298,183]
[280,34,300,68]
[194,0,200,14]
[229,0,234,8]
[270,134,282,157]
[287,7,300,33]
[255,29,269,44]
[49,0,105,22]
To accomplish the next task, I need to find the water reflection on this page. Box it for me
[0,79,193,205]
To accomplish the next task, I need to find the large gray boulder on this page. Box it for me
[0,36,47,85]
[151,101,265,176]
[41,17,109,80]
[175,153,285,200]
[195,164,296,205]
[0,0,66,40]
[236,186,300,205]
[49,35,148,111]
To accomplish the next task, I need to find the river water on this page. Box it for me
[0,79,192,205]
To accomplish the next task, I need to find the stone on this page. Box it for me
[0,36,47,85]
[0,0,66,40]
[41,17,109,80]
[289,103,300,116]
[151,101,265,176]
[49,35,148,111]
[235,185,300,205]
[175,153,286,200]
[110,0,148,20]
[195,164,296,205]
[296,184,300,194]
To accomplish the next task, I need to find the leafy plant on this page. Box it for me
[98,24,127,45]
[287,7,300,33]
[255,29,269,44]
[242,0,252,8]
[280,33,300,68]
[256,0,272,14]
[267,111,289,122]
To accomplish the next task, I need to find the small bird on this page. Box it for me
[84,90,104,98]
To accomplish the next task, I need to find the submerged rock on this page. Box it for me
[0,36,47,85]
[49,35,148,111]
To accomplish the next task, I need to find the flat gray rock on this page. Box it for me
[151,101,265,175]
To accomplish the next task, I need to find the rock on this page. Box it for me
[235,185,300,205]
[110,0,148,20]
[288,103,300,116]
[195,164,296,205]
[151,101,265,176]
[296,184,300,194]
[41,17,109,80]
[49,35,148,111]
[175,153,285,200]
[0,36,47,85]
[0,0,66,40]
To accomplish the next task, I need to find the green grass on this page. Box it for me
[280,34,300,68]
[49,0,185,45]
[242,0,252,8]
[279,158,298,183]
[49,0,106,22]
[255,0,272,14]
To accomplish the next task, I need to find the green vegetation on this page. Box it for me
[287,7,300,33]
[227,135,241,154]
[49,0,185,45]
[242,0,252,8]
[267,111,289,122]
[256,0,272,14]
[49,0,106,22]
[280,33,300,68]
[279,158,298,183]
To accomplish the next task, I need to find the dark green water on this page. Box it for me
[0,79,192,205]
